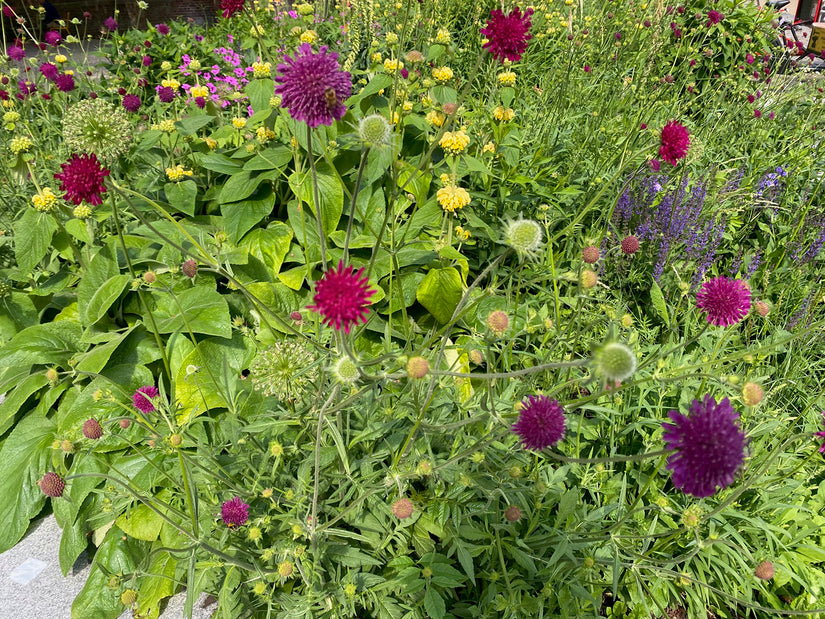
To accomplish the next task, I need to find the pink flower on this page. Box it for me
[220,0,244,18]
[696,276,751,327]
[132,385,159,413]
[754,109,761,118]
[480,6,534,63]
[39,62,58,81]
[44,30,61,46]
[156,23,170,35]
[221,496,249,526]
[658,120,690,165]
[103,16,118,31]
[706,10,724,26]
[8,45,24,61]
[122,93,141,112]
[55,73,75,92]
[746,53,755,64]
[512,395,566,451]
[307,261,376,333]
[55,153,110,205]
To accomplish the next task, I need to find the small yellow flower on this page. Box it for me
[383,58,404,74]
[439,130,470,155]
[54,54,67,63]
[251,61,271,78]
[277,561,294,578]
[166,164,193,181]
[10,135,33,154]
[190,85,209,98]
[371,52,382,63]
[160,60,172,71]
[250,23,266,37]
[270,95,282,108]
[232,117,247,129]
[402,100,413,112]
[432,66,454,83]
[297,2,314,15]
[269,441,284,457]
[73,204,92,219]
[493,106,515,122]
[299,29,317,43]
[161,78,180,90]
[344,583,357,597]
[455,226,470,241]
[31,188,58,212]
[256,126,275,143]
[437,185,471,213]
[156,119,176,133]
[204,137,217,149]
[188,59,202,70]
[497,71,516,87]
[3,111,20,124]
[425,110,445,127]
[482,141,496,154]
[252,582,267,595]
[435,28,451,44]
[385,32,398,45]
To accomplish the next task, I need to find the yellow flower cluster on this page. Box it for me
[437,185,471,213]
[250,23,266,37]
[232,117,247,129]
[493,106,515,122]
[190,85,209,99]
[439,130,470,155]
[161,78,180,90]
[155,119,176,133]
[383,58,404,74]
[432,66,453,83]
[3,111,20,124]
[204,137,217,149]
[300,30,317,43]
[10,135,33,154]
[270,95,282,108]
[31,188,58,212]
[497,71,516,87]
[425,110,445,127]
[73,204,92,219]
[385,32,398,45]
[371,52,382,63]
[296,2,314,15]
[54,54,67,63]
[160,61,172,71]
[251,61,271,78]
[455,226,470,241]
[166,164,193,181]
[482,141,496,154]
[435,28,451,44]
[256,126,275,143]
[188,59,202,70]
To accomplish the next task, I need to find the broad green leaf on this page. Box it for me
[78,245,120,321]
[239,222,293,275]
[220,170,275,204]
[277,266,305,290]
[0,291,39,340]
[58,511,87,576]
[14,209,58,274]
[222,187,276,244]
[289,163,344,237]
[650,279,669,326]
[0,320,83,393]
[196,152,243,175]
[245,78,274,113]
[81,274,131,325]
[0,413,55,553]
[355,73,393,101]
[396,162,431,207]
[136,550,178,619]
[416,267,463,324]
[380,272,424,314]
[117,503,164,542]
[74,328,134,375]
[423,587,446,619]
[152,286,232,338]
[175,114,214,136]
[164,180,198,216]
[0,372,48,437]
[243,145,292,171]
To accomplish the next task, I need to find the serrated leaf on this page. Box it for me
[221,186,276,243]
[239,222,293,274]
[288,164,344,237]
[81,274,131,325]
[164,180,198,216]
[116,503,163,542]
[423,587,446,619]
[650,279,669,326]
[14,209,58,274]
[416,267,463,324]
[152,286,232,338]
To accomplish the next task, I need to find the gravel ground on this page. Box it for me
[0,515,216,619]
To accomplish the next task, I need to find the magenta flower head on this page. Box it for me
[155,23,170,35]
[39,62,58,81]
[658,120,690,165]
[307,261,376,333]
[157,85,175,103]
[132,385,159,414]
[221,0,245,18]
[44,30,62,46]
[696,276,751,327]
[55,73,75,92]
[706,10,724,26]
[512,395,566,451]
[481,6,534,63]
[8,45,24,61]
[662,395,746,497]
[55,153,110,206]
[122,93,141,112]
[274,44,352,128]
[221,496,249,526]
[103,16,118,32]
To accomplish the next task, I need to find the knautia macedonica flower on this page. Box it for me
[696,276,751,327]
[221,496,250,526]
[504,218,543,259]
[132,385,159,414]
[621,235,640,255]
[63,98,132,163]
[662,395,746,498]
[754,561,774,580]
[741,382,763,407]
[122,94,141,112]
[82,418,103,440]
[39,472,65,497]
[406,356,429,379]
[392,498,414,519]
[582,245,600,264]
[512,395,566,450]
[103,16,118,31]
[55,153,110,206]
[358,113,391,146]
[658,120,690,165]
[480,6,534,63]
[594,342,637,382]
[307,261,376,333]
[274,44,352,128]
[55,73,75,92]
[248,341,316,402]
[220,0,244,17]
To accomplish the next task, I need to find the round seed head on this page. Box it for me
[582,245,600,264]
[406,356,429,379]
[392,498,414,519]
[358,113,392,146]
[595,342,637,382]
[742,382,763,406]
[82,418,103,440]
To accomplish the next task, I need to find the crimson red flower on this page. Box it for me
[658,120,690,165]
[307,261,376,333]
[696,276,751,327]
[220,0,244,18]
[39,472,65,497]
[132,385,159,414]
[481,6,534,63]
[706,10,724,26]
[55,153,110,205]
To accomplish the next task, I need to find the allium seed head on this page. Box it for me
[358,113,392,146]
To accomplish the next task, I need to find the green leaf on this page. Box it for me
[81,274,131,326]
[356,74,393,101]
[221,187,276,244]
[164,180,198,216]
[243,145,292,171]
[218,566,243,619]
[423,587,446,619]
[220,170,279,204]
[14,209,58,274]
[239,222,293,274]
[289,164,344,237]
[58,512,87,576]
[245,78,274,114]
[196,152,243,175]
[175,114,214,136]
[0,372,48,437]
[650,279,669,326]
[137,550,178,618]
[416,267,463,324]
[152,286,232,338]
[77,245,120,321]
[117,503,164,542]
[0,413,55,552]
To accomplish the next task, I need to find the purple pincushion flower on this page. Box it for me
[44,30,62,46]
[155,23,169,35]
[39,62,58,81]
[221,496,249,526]
[104,16,118,32]
[814,411,825,453]
[133,385,159,413]
[274,43,351,128]
[512,395,566,450]
[696,276,751,327]
[157,86,175,102]
[8,45,24,61]
[480,6,534,63]
[55,73,75,92]
[662,395,746,497]
[122,93,141,112]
